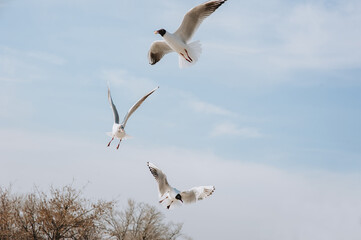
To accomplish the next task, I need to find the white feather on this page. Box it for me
[178,40,202,69]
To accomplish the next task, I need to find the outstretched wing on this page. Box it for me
[148,40,173,65]
[180,186,215,204]
[121,87,159,128]
[147,162,172,197]
[108,87,119,124]
[174,0,227,43]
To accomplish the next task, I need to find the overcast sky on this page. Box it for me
[1,0,361,239]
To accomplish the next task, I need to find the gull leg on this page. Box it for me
[107,137,114,147]
[167,200,174,209]
[184,49,193,62]
[180,53,191,63]
[116,139,122,149]
[159,196,168,204]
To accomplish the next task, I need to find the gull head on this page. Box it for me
[175,194,183,203]
[118,125,125,133]
[154,29,166,37]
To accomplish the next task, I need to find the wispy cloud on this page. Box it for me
[206,0,361,75]
[0,129,360,240]
[0,46,66,82]
[0,93,33,119]
[210,122,263,138]
[0,0,11,8]
[273,2,361,70]
[187,98,233,116]
[26,51,66,65]
[101,69,158,97]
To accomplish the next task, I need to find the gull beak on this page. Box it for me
[154,30,158,34]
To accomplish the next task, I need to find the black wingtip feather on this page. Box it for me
[147,162,159,179]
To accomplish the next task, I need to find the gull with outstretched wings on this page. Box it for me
[147,162,215,209]
[107,86,159,149]
[148,0,227,68]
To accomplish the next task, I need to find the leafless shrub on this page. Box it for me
[105,199,190,240]
[0,186,20,239]
[0,185,190,240]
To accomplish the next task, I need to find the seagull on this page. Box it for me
[148,0,227,68]
[107,86,159,149]
[147,162,215,209]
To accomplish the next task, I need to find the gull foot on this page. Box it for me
[180,53,191,63]
[116,139,122,149]
[107,137,114,147]
[159,196,168,204]
[184,49,193,62]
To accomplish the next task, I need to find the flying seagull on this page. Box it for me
[148,0,227,68]
[107,86,159,149]
[147,162,215,209]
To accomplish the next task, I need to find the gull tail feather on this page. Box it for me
[123,134,133,140]
[179,40,202,69]
[106,132,113,137]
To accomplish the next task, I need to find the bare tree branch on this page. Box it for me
[0,185,191,240]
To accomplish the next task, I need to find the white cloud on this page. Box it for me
[0,46,66,82]
[26,51,66,65]
[187,98,233,116]
[210,122,263,138]
[272,2,361,70]
[0,129,360,240]
[206,0,361,75]
[0,0,11,8]
[0,76,17,82]
[101,69,158,97]
[0,93,33,119]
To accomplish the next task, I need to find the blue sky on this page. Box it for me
[1,0,361,239]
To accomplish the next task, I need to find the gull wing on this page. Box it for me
[147,162,172,197]
[180,186,215,204]
[121,86,159,128]
[174,0,227,43]
[108,87,119,124]
[148,40,173,65]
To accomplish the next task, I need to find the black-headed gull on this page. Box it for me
[147,162,215,209]
[107,87,159,149]
[148,0,227,68]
